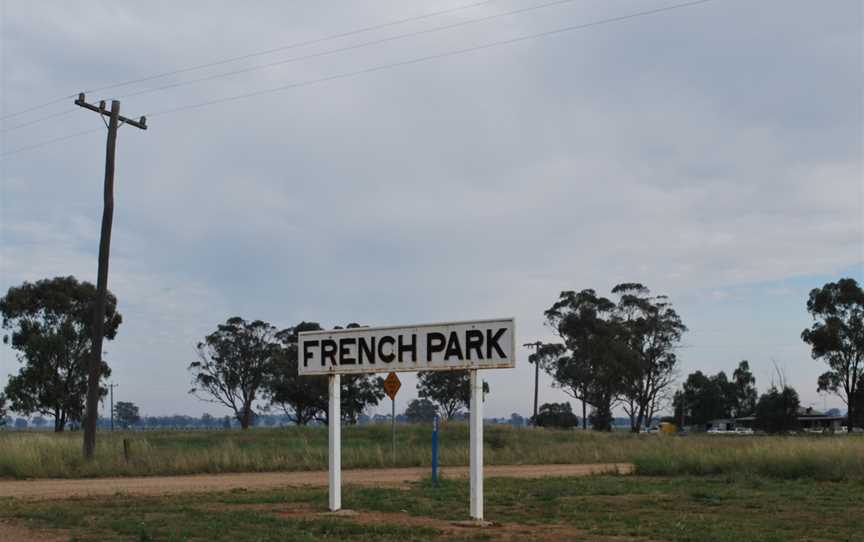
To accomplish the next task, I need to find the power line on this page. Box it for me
[1,110,76,133]
[0,127,103,159]
[86,0,507,96]
[115,0,580,103]
[0,95,77,122]
[1,0,716,158]
[4,0,579,139]
[147,0,715,118]
[8,0,565,131]
[0,0,503,122]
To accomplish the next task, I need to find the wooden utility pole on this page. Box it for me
[523,341,544,422]
[108,383,118,432]
[75,94,146,460]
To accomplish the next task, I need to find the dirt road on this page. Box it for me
[0,463,632,501]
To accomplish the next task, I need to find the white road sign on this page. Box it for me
[298,318,515,376]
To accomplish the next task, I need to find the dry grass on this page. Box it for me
[1,424,862,480]
[633,433,864,480]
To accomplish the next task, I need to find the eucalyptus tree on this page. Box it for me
[268,321,328,425]
[673,370,733,426]
[417,370,488,420]
[330,323,386,425]
[732,360,758,417]
[543,289,629,431]
[801,278,864,427]
[1,277,119,432]
[189,317,279,429]
[852,375,864,428]
[114,401,140,428]
[531,402,579,429]
[755,385,800,434]
[404,398,438,423]
[613,283,687,432]
[339,373,385,425]
[269,321,385,425]
[0,394,7,426]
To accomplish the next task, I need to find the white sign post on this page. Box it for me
[328,374,341,511]
[299,318,515,521]
[469,369,484,519]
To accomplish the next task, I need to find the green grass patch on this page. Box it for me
[5,492,445,541]
[2,475,862,541]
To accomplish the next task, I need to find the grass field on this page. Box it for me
[3,426,862,541]
[2,475,862,541]
[2,424,863,481]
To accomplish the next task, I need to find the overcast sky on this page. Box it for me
[1,0,862,421]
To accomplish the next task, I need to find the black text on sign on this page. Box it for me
[297,319,515,375]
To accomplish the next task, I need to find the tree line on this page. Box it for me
[530,278,863,432]
[672,361,758,425]
[1,276,862,433]
[671,360,798,433]
[189,318,488,429]
[0,279,486,431]
[2,404,524,431]
[531,283,687,432]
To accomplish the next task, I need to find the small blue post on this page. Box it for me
[431,414,439,486]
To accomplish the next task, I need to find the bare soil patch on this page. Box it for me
[0,519,69,542]
[0,462,632,501]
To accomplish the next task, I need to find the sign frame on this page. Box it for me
[300,317,516,521]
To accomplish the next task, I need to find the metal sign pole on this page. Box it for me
[431,415,439,485]
[469,369,484,520]
[328,374,341,511]
[383,372,401,466]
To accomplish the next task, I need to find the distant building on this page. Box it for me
[706,418,737,432]
[796,407,847,433]
[705,407,847,433]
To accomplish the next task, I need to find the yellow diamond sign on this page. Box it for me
[383,372,401,400]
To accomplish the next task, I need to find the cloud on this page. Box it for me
[1,0,862,417]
